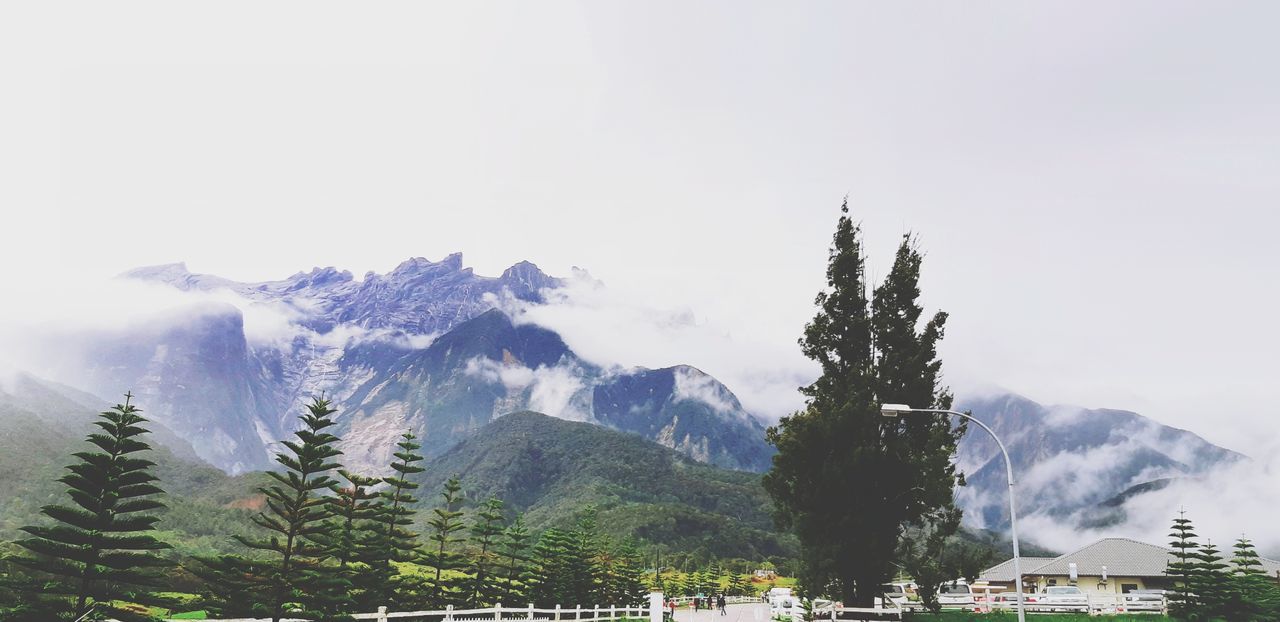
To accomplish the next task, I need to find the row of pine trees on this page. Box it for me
[0,396,649,622]
[1167,510,1280,621]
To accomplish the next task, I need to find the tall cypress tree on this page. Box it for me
[421,477,467,606]
[763,200,963,606]
[466,497,507,606]
[10,393,172,621]
[1166,509,1200,618]
[197,397,346,622]
[496,516,533,606]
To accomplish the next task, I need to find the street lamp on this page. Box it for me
[880,404,1026,622]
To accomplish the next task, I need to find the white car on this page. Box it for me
[1039,585,1089,610]
[937,582,975,607]
[880,583,909,606]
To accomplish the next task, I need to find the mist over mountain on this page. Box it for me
[42,256,771,474]
[3,254,1260,554]
[954,391,1243,547]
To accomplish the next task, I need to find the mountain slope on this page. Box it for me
[953,392,1242,532]
[414,411,795,560]
[0,375,266,558]
[99,256,774,474]
[335,309,772,473]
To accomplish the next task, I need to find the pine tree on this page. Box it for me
[1166,509,1200,617]
[466,497,507,606]
[368,431,425,606]
[606,540,648,606]
[727,573,749,597]
[1226,536,1276,621]
[1193,539,1230,619]
[197,397,346,622]
[568,510,604,606]
[763,201,963,606]
[421,477,467,607]
[528,528,575,607]
[9,394,172,622]
[324,470,383,612]
[495,516,533,606]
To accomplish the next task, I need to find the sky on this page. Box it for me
[2,1,1278,460]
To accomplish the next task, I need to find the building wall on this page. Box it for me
[1033,575,1154,595]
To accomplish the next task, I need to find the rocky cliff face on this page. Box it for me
[78,256,774,474]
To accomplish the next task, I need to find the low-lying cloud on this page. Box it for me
[492,272,817,424]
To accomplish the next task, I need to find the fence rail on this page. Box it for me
[165,603,649,622]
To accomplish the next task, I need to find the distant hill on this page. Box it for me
[0,375,265,558]
[414,410,795,561]
[954,392,1241,534]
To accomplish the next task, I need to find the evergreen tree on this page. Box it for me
[495,516,533,605]
[763,201,963,606]
[466,497,507,606]
[368,431,425,606]
[1192,539,1230,619]
[527,528,575,607]
[1227,536,1277,621]
[727,573,749,597]
[421,477,467,607]
[1166,509,1200,618]
[197,397,347,622]
[9,394,172,622]
[324,470,383,612]
[569,510,604,605]
[606,540,648,606]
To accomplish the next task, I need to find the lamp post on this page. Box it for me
[880,404,1026,622]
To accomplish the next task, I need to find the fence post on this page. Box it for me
[448,604,455,622]
[529,603,535,621]
[610,605,615,621]
[576,604,582,622]
[377,605,389,622]
[497,602,504,622]
[555,604,562,622]
[594,605,600,622]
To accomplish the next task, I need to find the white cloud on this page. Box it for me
[494,273,817,424]
[463,355,591,422]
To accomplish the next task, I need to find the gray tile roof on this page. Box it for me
[1033,538,1173,578]
[980,537,1280,581]
[979,557,1055,582]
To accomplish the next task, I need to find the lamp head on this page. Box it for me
[880,403,913,417]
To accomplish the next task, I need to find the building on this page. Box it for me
[979,537,1280,597]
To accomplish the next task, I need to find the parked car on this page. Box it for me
[937,581,975,607]
[1039,585,1089,610]
[879,583,912,606]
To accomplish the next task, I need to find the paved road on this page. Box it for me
[671,603,771,622]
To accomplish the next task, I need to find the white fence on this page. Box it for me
[167,603,649,622]
[982,593,1167,615]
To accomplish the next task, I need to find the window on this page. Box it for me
[1047,579,1058,586]
[1122,584,1139,594]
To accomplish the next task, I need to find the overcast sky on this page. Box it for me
[2,2,1277,455]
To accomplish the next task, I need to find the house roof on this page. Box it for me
[1032,538,1175,578]
[979,557,1056,583]
[981,537,1280,581]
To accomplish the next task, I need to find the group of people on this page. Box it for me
[665,594,728,618]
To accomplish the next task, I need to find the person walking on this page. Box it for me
[717,593,727,616]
